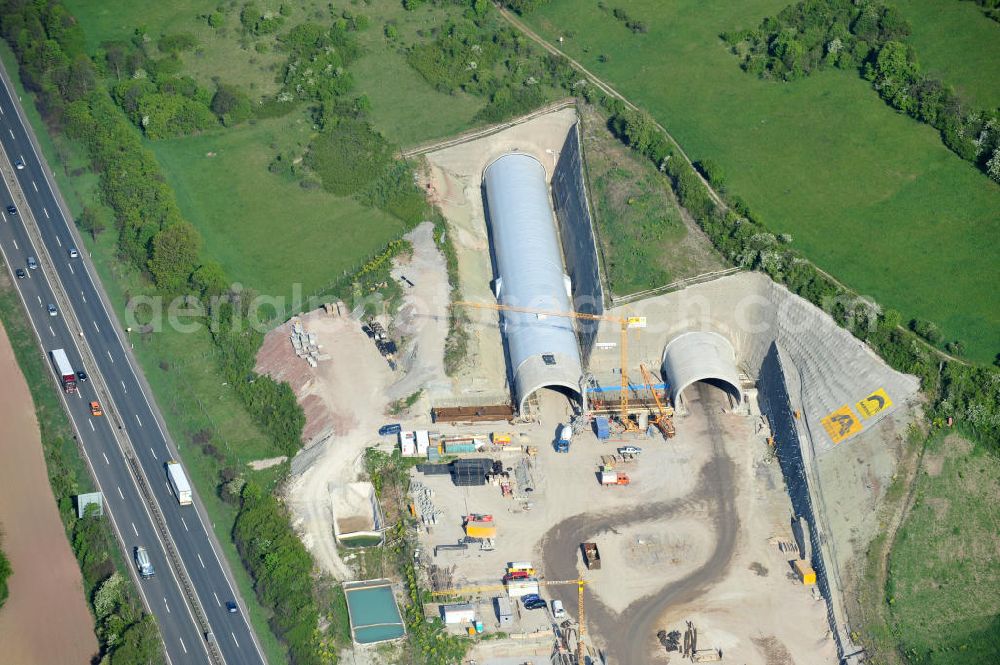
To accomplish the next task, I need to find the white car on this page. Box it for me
[551,599,566,619]
[14,157,24,170]
[617,446,643,456]
[68,247,79,258]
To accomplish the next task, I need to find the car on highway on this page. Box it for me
[378,423,402,436]
[90,401,103,417]
[14,157,24,170]
[47,303,57,316]
[551,599,566,619]
[617,446,643,456]
[77,370,88,382]
[26,256,37,270]
[6,204,16,215]
[226,601,239,614]
[15,268,25,279]
[68,247,79,258]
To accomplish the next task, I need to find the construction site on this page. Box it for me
[258,106,922,664]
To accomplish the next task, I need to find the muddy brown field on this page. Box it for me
[0,321,98,664]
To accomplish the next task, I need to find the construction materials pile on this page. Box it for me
[289,318,329,367]
[362,318,397,369]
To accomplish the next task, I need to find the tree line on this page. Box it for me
[722,0,1000,183]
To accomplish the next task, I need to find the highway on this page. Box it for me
[0,65,267,665]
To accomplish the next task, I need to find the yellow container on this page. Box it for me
[467,626,476,636]
[794,559,816,585]
[491,432,514,444]
[465,523,497,538]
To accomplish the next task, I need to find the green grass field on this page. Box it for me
[150,112,405,304]
[526,0,1000,363]
[580,105,723,295]
[887,436,1000,664]
[888,0,1000,110]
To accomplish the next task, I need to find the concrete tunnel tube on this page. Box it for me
[661,331,742,409]
[482,153,584,413]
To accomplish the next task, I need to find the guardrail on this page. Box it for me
[0,150,224,665]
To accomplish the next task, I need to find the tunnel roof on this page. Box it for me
[661,331,742,406]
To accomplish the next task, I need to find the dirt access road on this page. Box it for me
[0,320,98,664]
[540,385,737,664]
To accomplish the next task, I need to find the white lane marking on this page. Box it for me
[7,129,13,139]
[131,522,138,537]
[117,486,124,500]
[19,153,24,165]
[197,553,205,569]
[232,632,240,648]
[164,598,170,614]
[106,350,114,363]
[93,321,99,333]
[179,638,187,654]
[48,325,54,337]
[11,238,16,249]
[0,105,4,114]
[121,380,127,393]
[36,295,41,305]
[68,263,74,274]
[102,452,110,464]
[55,235,61,245]
[181,517,189,532]
[135,414,142,427]
[88,420,95,431]
[150,447,157,460]
[213,592,221,607]
[81,292,86,303]
[43,207,49,219]
[31,180,37,192]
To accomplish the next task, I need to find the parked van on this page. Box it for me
[134,546,154,579]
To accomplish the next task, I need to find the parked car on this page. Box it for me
[378,423,402,436]
[77,370,88,382]
[520,593,541,604]
[226,601,239,614]
[68,247,79,258]
[523,598,547,610]
[6,204,16,215]
[47,303,57,316]
[15,268,25,279]
[551,599,566,619]
[617,446,643,456]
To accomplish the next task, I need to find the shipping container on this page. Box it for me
[415,430,430,456]
[443,441,477,454]
[491,432,514,445]
[793,559,816,585]
[399,431,417,456]
[594,416,611,439]
[441,603,476,624]
[505,578,540,598]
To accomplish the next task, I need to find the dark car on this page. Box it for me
[225,601,239,614]
[6,204,16,215]
[378,423,402,436]
[15,268,26,279]
[523,599,547,610]
[77,370,88,382]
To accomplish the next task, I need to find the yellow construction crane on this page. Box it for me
[454,300,646,428]
[639,363,675,438]
[431,577,588,663]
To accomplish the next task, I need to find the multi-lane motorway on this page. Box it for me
[0,65,267,665]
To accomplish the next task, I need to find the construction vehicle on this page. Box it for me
[555,423,572,452]
[640,363,676,438]
[431,577,589,664]
[600,468,630,486]
[50,348,76,393]
[582,542,601,570]
[454,301,647,430]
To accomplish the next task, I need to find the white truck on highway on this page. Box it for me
[166,461,192,506]
[50,348,76,393]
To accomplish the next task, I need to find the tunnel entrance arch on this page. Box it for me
[661,331,742,411]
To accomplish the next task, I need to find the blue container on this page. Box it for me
[443,442,476,454]
[594,416,611,439]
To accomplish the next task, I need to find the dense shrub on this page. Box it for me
[0,540,10,609]
[211,83,253,126]
[234,482,321,665]
[306,118,392,196]
[157,32,196,53]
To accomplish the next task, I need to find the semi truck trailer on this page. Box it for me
[166,461,192,506]
[50,348,76,393]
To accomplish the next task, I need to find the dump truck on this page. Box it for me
[582,542,602,570]
[166,461,193,506]
[50,348,76,393]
